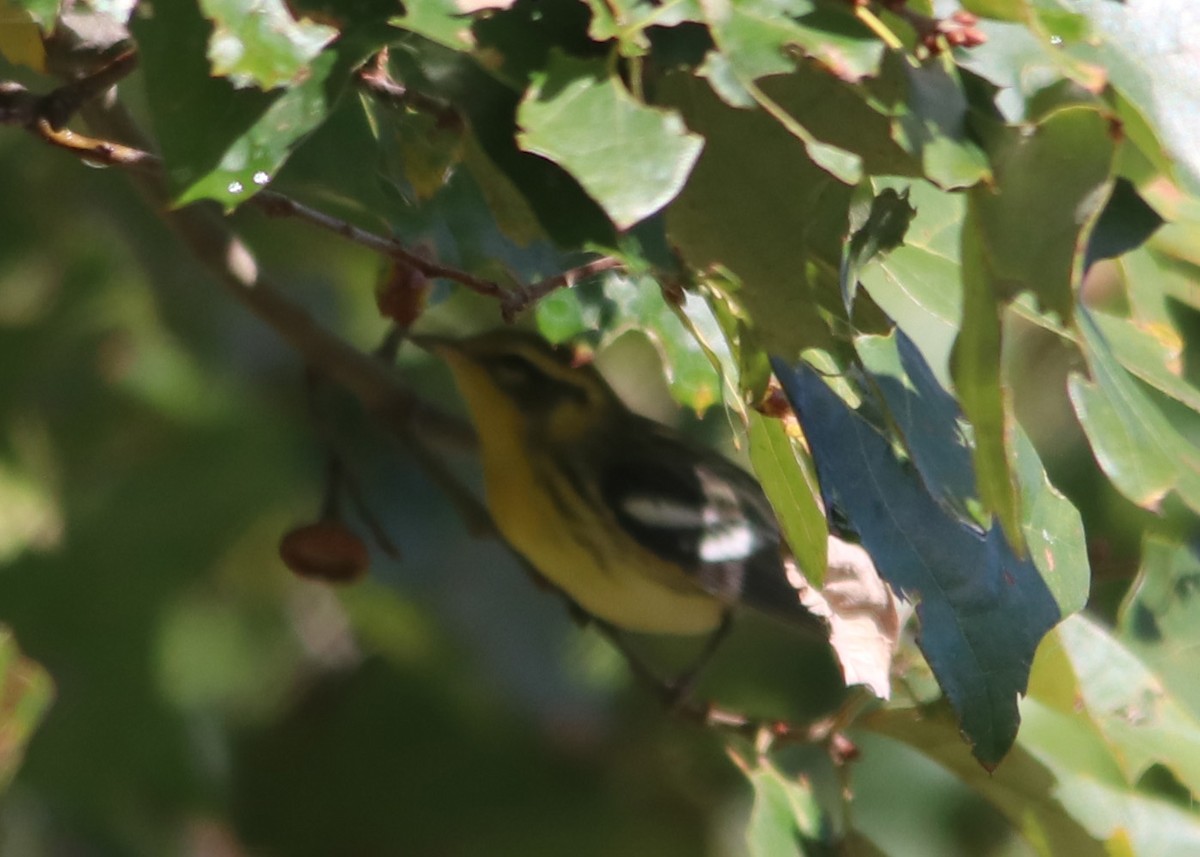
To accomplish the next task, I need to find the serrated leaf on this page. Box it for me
[389,0,476,50]
[516,52,703,230]
[199,0,336,90]
[773,357,1061,767]
[132,1,347,209]
[0,627,54,791]
[662,73,851,355]
[748,412,827,586]
[699,0,882,83]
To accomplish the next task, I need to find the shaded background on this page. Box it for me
[0,68,1059,857]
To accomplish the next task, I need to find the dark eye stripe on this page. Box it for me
[488,354,589,407]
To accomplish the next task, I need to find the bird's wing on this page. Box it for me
[594,420,826,637]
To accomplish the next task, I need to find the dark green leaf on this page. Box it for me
[395,37,616,248]
[772,358,1061,767]
[893,56,990,189]
[1084,178,1163,270]
[856,330,977,518]
[661,73,851,354]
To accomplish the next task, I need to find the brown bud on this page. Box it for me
[375,257,431,329]
[279,521,370,584]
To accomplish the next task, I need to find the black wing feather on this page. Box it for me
[596,419,825,637]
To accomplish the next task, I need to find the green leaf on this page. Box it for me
[533,272,728,413]
[841,187,916,312]
[1089,311,1200,414]
[0,627,53,791]
[748,412,828,587]
[400,39,616,248]
[864,707,1111,856]
[697,0,870,183]
[199,0,336,89]
[1013,430,1089,617]
[700,0,883,84]
[1068,308,1200,512]
[1051,613,1200,797]
[390,0,476,50]
[1067,0,1200,195]
[772,357,1062,767]
[743,757,822,857]
[132,1,345,209]
[969,105,1117,319]
[582,0,699,57]
[661,73,851,355]
[952,220,1024,554]
[1021,620,1200,852]
[859,329,1089,617]
[516,52,703,230]
[856,179,964,384]
[891,56,990,189]
[1120,536,1200,718]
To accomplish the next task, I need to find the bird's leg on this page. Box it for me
[664,611,734,706]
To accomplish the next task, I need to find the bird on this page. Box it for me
[414,329,827,643]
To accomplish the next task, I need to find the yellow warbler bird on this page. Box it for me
[417,330,825,640]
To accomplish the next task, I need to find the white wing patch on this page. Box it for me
[699,522,758,563]
[621,496,706,528]
[621,484,762,565]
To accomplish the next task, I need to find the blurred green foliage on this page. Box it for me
[2,0,1200,854]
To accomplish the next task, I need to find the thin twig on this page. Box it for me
[500,256,624,322]
[355,49,462,130]
[7,63,846,757]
